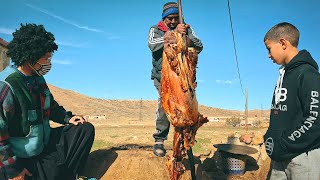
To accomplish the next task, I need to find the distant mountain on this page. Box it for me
[48,84,270,121]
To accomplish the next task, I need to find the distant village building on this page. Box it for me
[208,117,220,122]
[240,120,253,127]
[207,116,228,123]
[0,37,10,71]
[85,115,106,120]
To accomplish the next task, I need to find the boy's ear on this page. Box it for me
[279,38,287,50]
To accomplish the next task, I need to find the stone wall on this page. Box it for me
[0,38,10,72]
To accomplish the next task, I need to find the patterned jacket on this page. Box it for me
[0,65,73,178]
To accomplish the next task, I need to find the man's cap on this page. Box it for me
[162,2,179,19]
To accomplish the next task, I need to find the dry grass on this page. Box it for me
[81,119,270,180]
[90,119,267,155]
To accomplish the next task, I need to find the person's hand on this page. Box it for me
[176,24,190,35]
[69,115,87,125]
[9,168,32,180]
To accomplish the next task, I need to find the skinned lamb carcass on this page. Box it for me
[161,31,208,180]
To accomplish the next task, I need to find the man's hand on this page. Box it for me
[9,168,32,180]
[69,115,87,125]
[176,24,190,35]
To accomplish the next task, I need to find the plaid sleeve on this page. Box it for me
[0,82,23,178]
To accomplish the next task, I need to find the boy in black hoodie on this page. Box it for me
[264,22,320,179]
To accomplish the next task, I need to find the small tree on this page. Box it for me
[253,119,262,127]
[226,116,241,127]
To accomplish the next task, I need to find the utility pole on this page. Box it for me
[261,104,263,121]
[139,98,142,121]
[245,88,248,132]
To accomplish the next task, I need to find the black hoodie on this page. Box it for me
[264,50,320,161]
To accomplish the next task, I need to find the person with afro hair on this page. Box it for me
[0,23,95,180]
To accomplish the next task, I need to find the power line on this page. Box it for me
[227,0,245,96]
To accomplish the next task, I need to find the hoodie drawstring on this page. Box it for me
[275,66,285,104]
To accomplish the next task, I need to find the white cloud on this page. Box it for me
[197,79,205,83]
[25,3,104,33]
[0,27,14,35]
[216,80,233,84]
[52,60,72,65]
[56,40,88,48]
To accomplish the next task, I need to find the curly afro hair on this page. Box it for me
[7,23,58,66]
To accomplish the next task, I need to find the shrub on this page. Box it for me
[226,116,241,127]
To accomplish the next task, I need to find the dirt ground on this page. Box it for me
[79,119,271,180]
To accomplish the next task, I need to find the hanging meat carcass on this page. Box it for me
[161,30,208,180]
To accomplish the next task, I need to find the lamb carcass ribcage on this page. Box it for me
[161,31,208,180]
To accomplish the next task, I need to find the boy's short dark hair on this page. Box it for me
[7,23,58,66]
[264,22,300,47]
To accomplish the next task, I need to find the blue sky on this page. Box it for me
[1,0,319,111]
